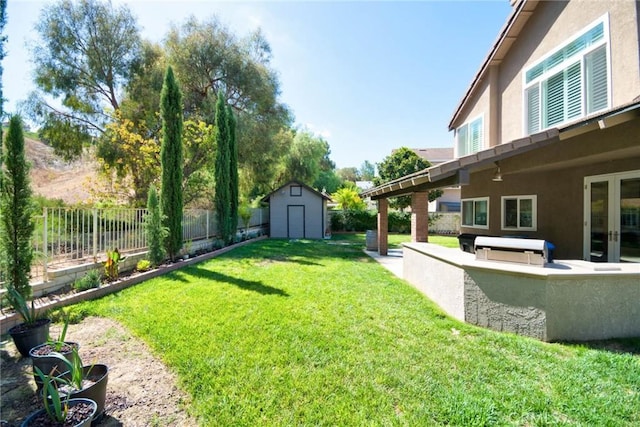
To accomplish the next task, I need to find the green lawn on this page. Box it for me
[335,232,459,249]
[70,237,639,426]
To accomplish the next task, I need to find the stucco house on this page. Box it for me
[361,0,640,341]
[263,181,331,239]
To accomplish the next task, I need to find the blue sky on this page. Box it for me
[4,0,512,169]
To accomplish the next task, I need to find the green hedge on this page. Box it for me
[330,210,411,233]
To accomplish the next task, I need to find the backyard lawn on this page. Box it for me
[69,236,639,426]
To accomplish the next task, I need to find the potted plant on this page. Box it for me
[23,366,97,427]
[30,311,80,391]
[6,286,51,358]
[49,348,109,422]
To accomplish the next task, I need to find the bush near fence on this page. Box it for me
[329,210,460,235]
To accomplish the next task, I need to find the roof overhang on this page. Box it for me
[449,0,539,130]
[362,101,640,201]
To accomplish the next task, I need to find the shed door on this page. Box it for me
[288,205,305,239]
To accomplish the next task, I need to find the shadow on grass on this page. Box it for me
[181,265,289,297]
[562,337,640,356]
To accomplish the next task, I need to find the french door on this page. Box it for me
[584,171,640,263]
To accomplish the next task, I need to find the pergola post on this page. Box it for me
[411,192,429,243]
[377,198,388,255]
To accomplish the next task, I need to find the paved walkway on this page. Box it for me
[364,248,404,278]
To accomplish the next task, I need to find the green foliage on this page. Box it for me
[331,187,365,211]
[375,147,442,210]
[329,210,410,233]
[227,106,239,242]
[359,160,376,181]
[29,0,142,159]
[1,116,36,302]
[279,129,331,186]
[5,286,38,325]
[48,309,70,352]
[238,202,252,236]
[313,170,342,194]
[160,66,184,260]
[336,167,358,182]
[165,17,292,195]
[104,248,126,281]
[214,92,232,244]
[136,259,152,272]
[144,185,167,266]
[72,269,101,292]
[34,366,69,423]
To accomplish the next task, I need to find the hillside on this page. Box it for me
[24,137,98,205]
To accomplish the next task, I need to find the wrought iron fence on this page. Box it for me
[3,207,268,284]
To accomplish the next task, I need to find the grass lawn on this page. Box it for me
[335,232,459,249]
[70,237,639,426]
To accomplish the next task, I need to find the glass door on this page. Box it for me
[585,171,640,263]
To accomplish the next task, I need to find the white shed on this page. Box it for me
[262,181,331,239]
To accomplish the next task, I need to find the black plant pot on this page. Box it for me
[8,318,51,358]
[30,341,80,391]
[21,397,97,427]
[60,364,109,423]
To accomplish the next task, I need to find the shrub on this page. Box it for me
[388,211,411,233]
[73,269,101,292]
[136,259,152,272]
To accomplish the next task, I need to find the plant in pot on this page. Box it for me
[49,348,109,422]
[30,311,80,391]
[5,286,51,358]
[23,366,97,427]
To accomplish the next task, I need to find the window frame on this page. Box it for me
[501,195,537,231]
[455,114,484,157]
[522,14,611,135]
[461,197,490,229]
[290,185,302,197]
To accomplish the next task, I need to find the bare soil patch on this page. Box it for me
[1,317,195,426]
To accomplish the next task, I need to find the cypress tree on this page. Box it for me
[160,66,184,261]
[214,92,231,243]
[144,185,167,266]
[227,105,238,242]
[0,116,35,300]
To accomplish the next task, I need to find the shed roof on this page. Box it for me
[262,180,332,202]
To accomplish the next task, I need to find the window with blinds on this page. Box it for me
[456,116,483,157]
[524,17,609,135]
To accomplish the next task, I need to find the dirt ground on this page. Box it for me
[0,317,196,426]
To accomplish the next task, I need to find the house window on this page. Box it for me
[290,185,302,196]
[501,195,537,230]
[462,197,489,229]
[524,16,609,134]
[456,116,483,157]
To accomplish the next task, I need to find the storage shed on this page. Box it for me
[262,181,331,239]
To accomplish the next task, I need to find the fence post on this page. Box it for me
[206,210,210,240]
[93,208,98,263]
[43,207,48,281]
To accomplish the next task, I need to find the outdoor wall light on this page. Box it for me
[492,162,503,182]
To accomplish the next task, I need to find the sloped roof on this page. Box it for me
[363,100,640,200]
[449,0,540,130]
[262,180,332,202]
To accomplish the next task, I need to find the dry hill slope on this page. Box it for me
[25,137,98,205]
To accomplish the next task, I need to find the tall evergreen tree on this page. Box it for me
[160,66,184,261]
[227,105,238,241]
[0,116,35,299]
[214,93,231,243]
[144,185,167,266]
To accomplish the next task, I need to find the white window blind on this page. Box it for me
[456,116,483,157]
[525,18,609,135]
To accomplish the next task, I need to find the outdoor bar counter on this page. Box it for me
[403,242,640,342]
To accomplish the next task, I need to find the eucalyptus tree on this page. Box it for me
[165,17,291,195]
[28,0,142,160]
